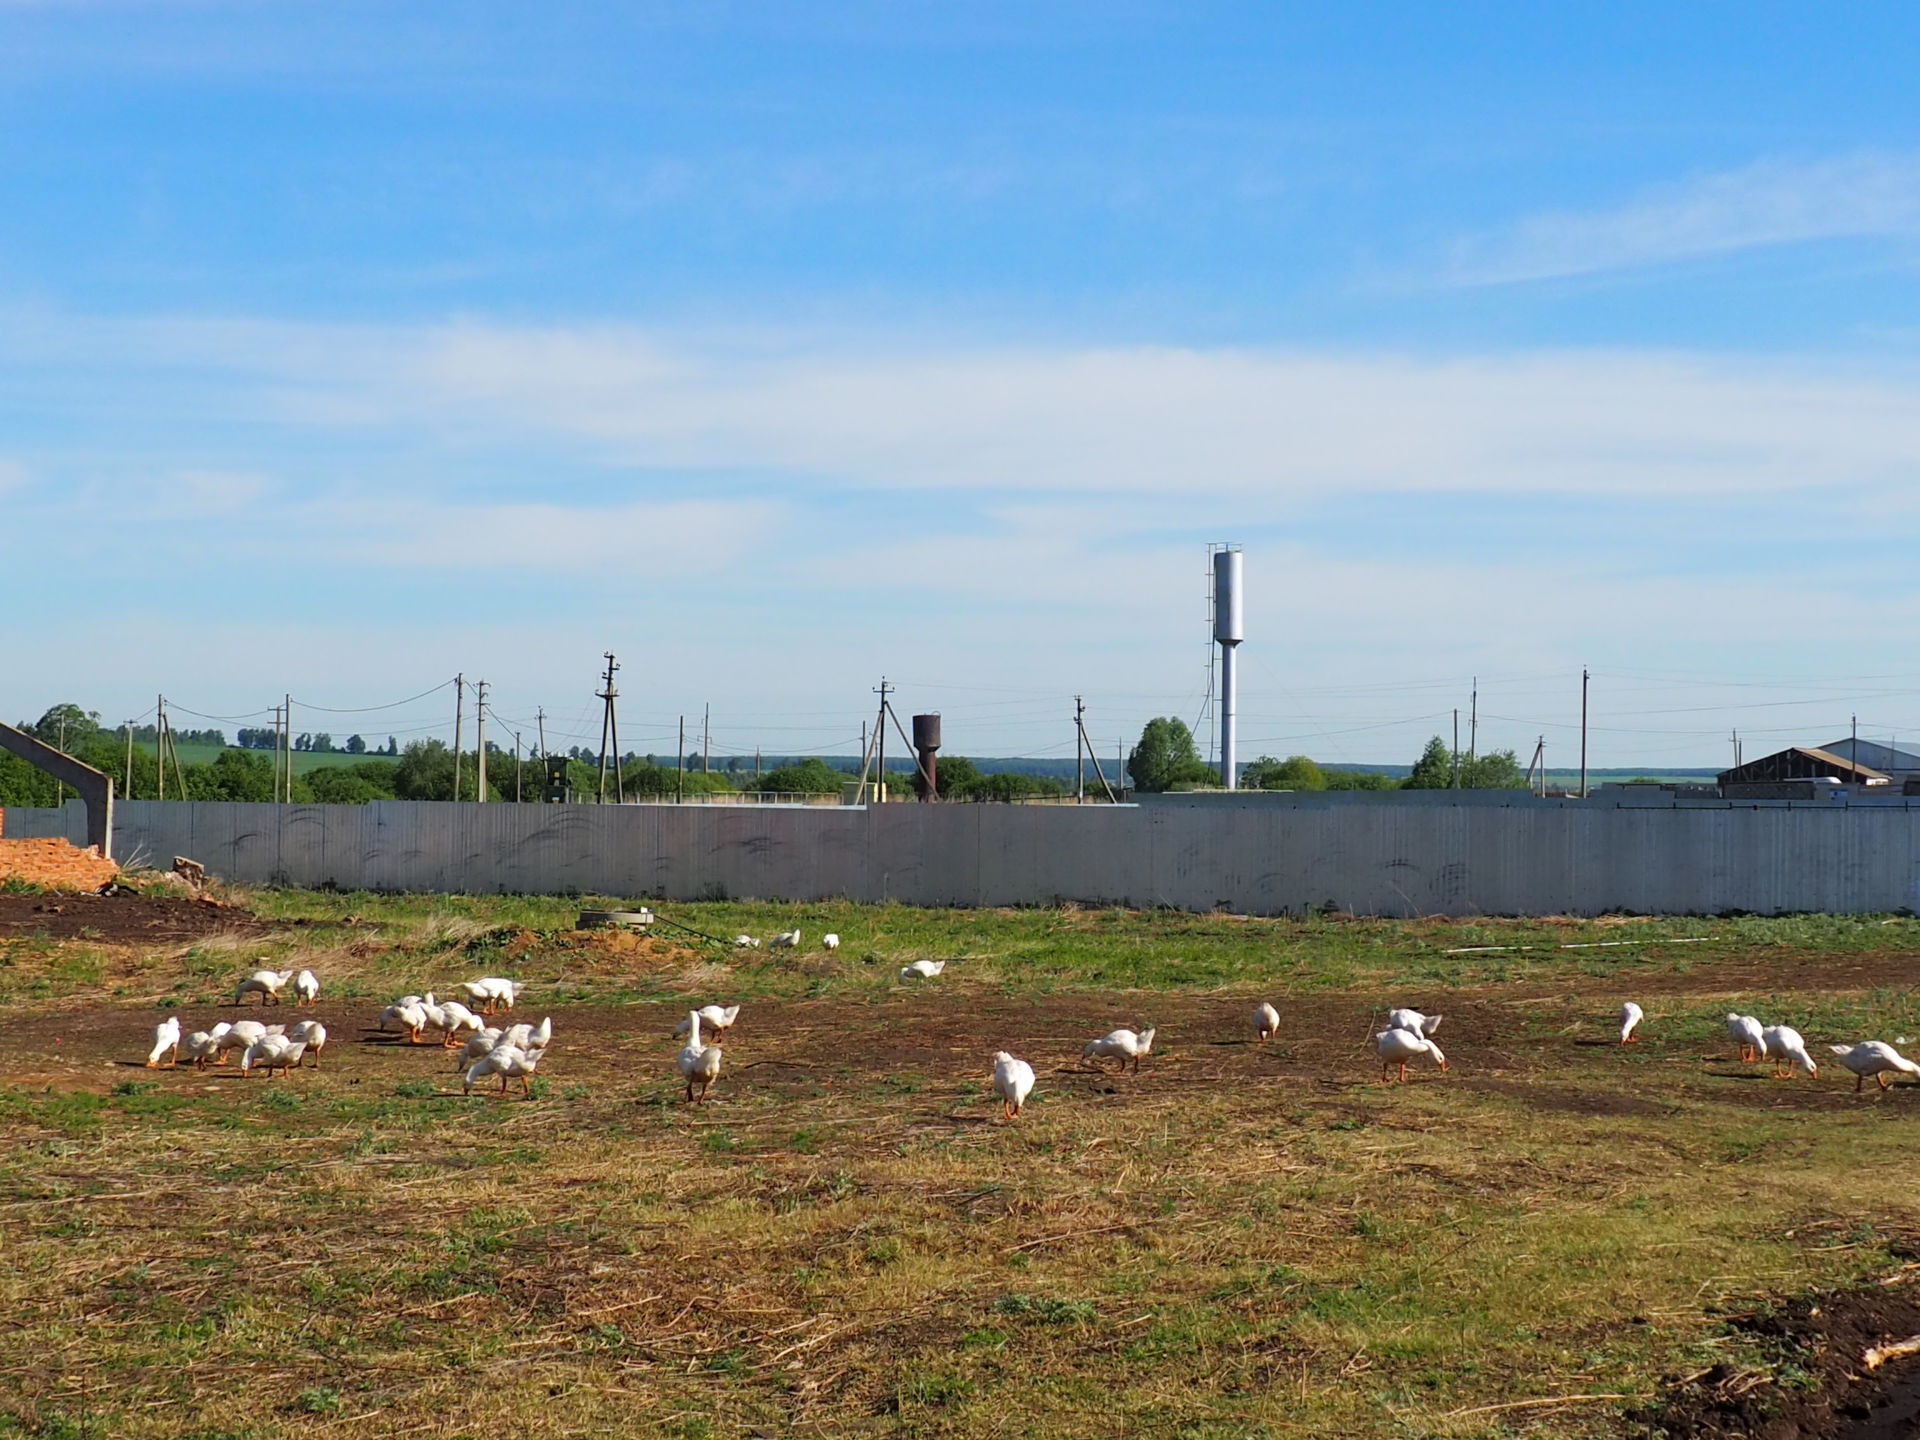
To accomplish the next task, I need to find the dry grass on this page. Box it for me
[4,895,1920,1437]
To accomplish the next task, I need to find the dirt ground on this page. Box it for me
[0,890,270,942]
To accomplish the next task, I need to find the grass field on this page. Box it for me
[4,894,1920,1438]
[143,741,396,776]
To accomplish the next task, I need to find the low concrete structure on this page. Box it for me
[0,721,113,856]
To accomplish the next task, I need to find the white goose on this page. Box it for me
[1375,1027,1448,1083]
[434,999,486,1048]
[899,959,946,981]
[459,978,523,1015]
[234,969,294,1006]
[146,1017,181,1068]
[503,1016,552,1052]
[222,1019,272,1058]
[676,1011,723,1103]
[180,1030,226,1069]
[1726,1013,1766,1063]
[380,1000,429,1044]
[1618,1002,1645,1045]
[732,934,761,949]
[289,1019,328,1067]
[465,1043,544,1097]
[292,969,320,1007]
[992,1051,1035,1120]
[1083,1027,1156,1074]
[456,1027,505,1068]
[822,933,841,952]
[769,929,802,950]
[674,1005,739,1042]
[1386,1008,1442,1039]
[1252,1003,1281,1042]
[241,1034,307,1077]
[1762,1024,1817,1079]
[1828,1041,1920,1092]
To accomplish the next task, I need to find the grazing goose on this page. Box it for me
[1618,1002,1645,1045]
[434,1000,486,1047]
[1726,1013,1766,1064]
[502,1016,552,1052]
[676,1011,723,1103]
[465,1043,543,1097]
[179,1030,226,1068]
[288,1019,327,1067]
[1252,1003,1281,1042]
[821,934,841,952]
[241,1035,307,1077]
[673,1005,739,1042]
[899,959,946,981]
[769,929,802,950]
[1827,1041,1920,1092]
[992,1052,1035,1120]
[146,1017,181,1068]
[234,969,294,1006]
[380,1000,429,1044]
[732,934,761,949]
[457,1027,505,1068]
[1082,1027,1156,1074]
[223,1019,271,1053]
[1375,1027,1448,1083]
[1386,1008,1442,1039]
[1762,1024,1817,1079]
[457,978,522,1015]
[292,970,320,1007]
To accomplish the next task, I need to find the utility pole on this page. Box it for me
[873,678,893,803]
[1852,713,1859,769]
[595,654,620,804]
[474,680,489,803]
[1451,708,1460,789]
[513,732,523,803]
[1075,697,1086,802]
[677,716,685,803]
[1118,739,1126,801]
[124,721,135,801]
[453,673,465,803]
[536,707,547,761]
[1579,667,1590,800]
[157,695,166,802]
[1469,676,1478,761]
[702,702,711,774]
[755,746,761,778]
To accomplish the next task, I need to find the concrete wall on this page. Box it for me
[7,794,1920,915]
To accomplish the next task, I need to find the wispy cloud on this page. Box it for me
[1445,151,1920,285]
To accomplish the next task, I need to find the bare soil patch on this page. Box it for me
[0,891,269,942]
[1637,1280,1920,1439]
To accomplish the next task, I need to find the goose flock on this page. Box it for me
[133,952,1920,1121]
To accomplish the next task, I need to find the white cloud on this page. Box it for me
[1446,151,1920,285]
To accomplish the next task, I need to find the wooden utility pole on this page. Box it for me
[702,703,711,773]
[873,678,893,803]
[513,732,522,803]
[1451,708,1460,788]
[1579,667,1590,799]
[474,680,489,803]
[536,707,547,761]
[677,716,685,804]
[157,695,166,801]
[1075,697,1086,802]
[124,721,135,801]
[1469,676,1478,761]
[452,673,465,803]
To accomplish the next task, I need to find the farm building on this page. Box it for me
[1716,745,1890,788]
[1819,737,1920,785]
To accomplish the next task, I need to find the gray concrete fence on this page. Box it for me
[8,793,1920,916]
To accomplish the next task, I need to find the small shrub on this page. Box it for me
[294,1388,342,1416]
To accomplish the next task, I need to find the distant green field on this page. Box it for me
[139,741,395,776]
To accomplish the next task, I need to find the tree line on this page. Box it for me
[0,703,1073,806]
[1124,716,1528,792]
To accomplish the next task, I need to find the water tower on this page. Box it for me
[1213,546,1243,789]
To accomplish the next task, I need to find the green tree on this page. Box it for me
[933,755,983,798]
[754,758,848,795]
[1325,769,1399,791]
[1460,749,1528,789]
[27,703,104,750]
[1242,754,1326,790]
[308,762,400,804]
[1404,736,1456,789]
[1127,717,1216,792]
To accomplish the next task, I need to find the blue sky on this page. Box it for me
[8,2,1920,769]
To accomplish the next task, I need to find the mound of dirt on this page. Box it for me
[0,891,265,942]
[552,927,712,970]
[1635,1280,1920,1439]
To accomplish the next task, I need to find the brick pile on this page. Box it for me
[0,811,121,890]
